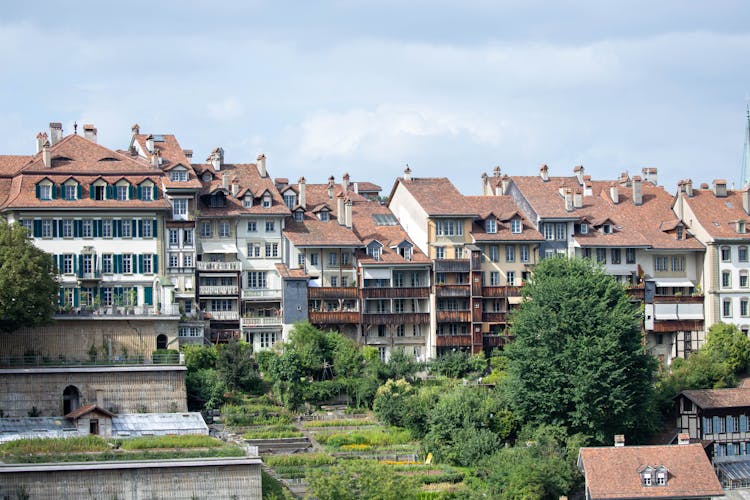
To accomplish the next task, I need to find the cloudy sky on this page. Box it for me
[1,1,748,195]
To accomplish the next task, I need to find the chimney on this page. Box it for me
[493,166,501,177]
[677,433,690,445]
[632,176,643,206]
[209,149,221,171]
[619,172,630,185]
[298,177,307,210]
[222,173,228,190]
[151,150,161,168]
[146,134,154,152]
[564,188,574,212]
[743,187,750,215]
[337,194,345,226]
[700,182,709,190]
[342,172,350,193]
[327,176,335,199]
[183,149,193,160]
[35,132,47,153]
[83,124,97,143]
[614,435,625,447]
[574,165,584,185]
[610,183,619,204]
[685,179,694,197]
[403,166,412,181]
[540,164,549,182]
[573,189,583,208]
[42,141,51,168]
[713,179,728,198]
[256,153,267,177]
[642,167,658,185]
[231,178,239,197]
[500,174,510,196]
[49,122,63,145]
[131,123,140,136]
[345,199,353,229]
[353,182,359,194]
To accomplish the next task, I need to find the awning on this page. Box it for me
[650,279,695,288]
[201,242,238,254]
[508,296,524,305]
[363,268,391,279]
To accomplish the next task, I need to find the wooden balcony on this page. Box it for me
[308,287,359,299]
[199,285,239,296]
[436,311,471,322]
[505,286,522,297]
[653,295,704,304]
[626,286,645,301]
[435,334,473,347]
[482,312,508,323]
[309,311,360,324]
[481,286,505,298]
[434,259,470,273]
[435,284,471,297]
[361,287,429,299]
[207,310,239,321]
[482,334,506,349]
[197,261,241,272]
[652,319,704,333]
[362,313,430,325]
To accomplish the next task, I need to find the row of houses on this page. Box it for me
[1,122,748,364]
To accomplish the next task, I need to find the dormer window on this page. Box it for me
[368,242,383,261]
[37,182,53,200]
[262,194,272,208]
[639,465,668,487]
[139,182,155,201]
[63,182,79,200]
[170,169,188,182]
[738,221,746,234]
[294,210,304,222]
[284,193,296,209]
[580,223,588,234]
[243,195,253,208]
[319,211,329,222]
[116,183,130,201]
[486,218,497,234]
[602,224,612,234]
[90,181,108,201]
[676,226,684,240]
[202,172,212,182]
[511,218,522,234]
[210,193,226,208]
[396,242,413,261]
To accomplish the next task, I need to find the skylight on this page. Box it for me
[152,135,166,142]
[373,214,398,226]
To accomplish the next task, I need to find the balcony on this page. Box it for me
[481,286,505,298]
[435,334,473,347]
[653,295,704,304]
[199,285,239,296]
[435,284,471,297]
[362,312,430,325]
[361,287,429,299]
[242,288,282,300]
[206,310,239,321]
[242,317,282,328]
[309,311,360,324]
[197,261,241,272]
[308,287,359,299]
[78,271,102,281]
[482,312,508,323]
[54,304,180,319]
[436,311,472,322]
[167,266,196,274]
[434,259,470,273]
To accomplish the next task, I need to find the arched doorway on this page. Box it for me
[156,334,168,350]
[63,385,80,415]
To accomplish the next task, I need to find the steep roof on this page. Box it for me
[463,196,544,242]
[131,132,202,190]
[578,443,724,499]
[681,388,750,410]
[680,187,750,241]
[64,404,115,420]
[392,177,477,217]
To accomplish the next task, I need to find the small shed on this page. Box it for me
[64,405,115,437]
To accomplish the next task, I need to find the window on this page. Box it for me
[169,229,179,246]
[506,245,515,262]
[184,229,193,246]
[485,219,497,234]
[247,272,267,288]
[219,221,230,237]
[179,326,203,338]
[656,472,666,486]
[582,248,592,259]
[626,248,636,264]
[436,247,445,259]
[82,219,93,238]
[329,253,337,266]
[243,196,253,208]
[265,243,279,258]
[489,245,499,262]
[728,415,739,433]
[62,219,73,238]
[724,299,732,318]
[703,416,713,434]
[262,195,272,208]
[671,256,685,272]
[378,325,387,337]
[169,253,179,269]
[200,222,211,238]
[123,254,133,274]
[143,254,153,274]
[742,298,749,317]
[543,223,554,240]
[247,220,257,232]
[611,248,621,264]
[436,219,463,236]
[298,253,305,267]
[42,219,52,238]
[172,198,188,220]
[602,224,612,234]
[511,218,522,234]
[520,245,530,263]
[676,226,683,240]
[248,242,261,258]
[342,253,350,265]
[319,211,329,222]
[555,223,567,240]
[39,184,52,200]
[490,271,500,286]
[596,248,606,264]
[265,221,275,232]
[121,219,132,238]
[310,253,319,266]
[260,332,278,348]
[394,299,405,313]
[100,254,112,275]
[284,193,295,208]
[62,254,73,274]
[20,219,32,234]
[93,184,105,200]
[294,211,303,222]
[580,223,588,234]
[654,256,668,272]
[116,185,128,200]
[183,254,193,268]
[742,271,749,288]
[396,325,405,337]
[722,246,732,262]
[140,220,152,238]
[507,271,515,286]
[102,219,112,238]
[723,271,732,288]
[170,170,188,182]
[65,184,77,200]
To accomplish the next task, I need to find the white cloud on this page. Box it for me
[206,97,245,121]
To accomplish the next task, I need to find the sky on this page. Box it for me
[0,0,749,196]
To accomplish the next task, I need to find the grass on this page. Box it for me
[301,419,377,428]
[262,469,295,499]
[264,452,336,467]
[3,447,245,464]
[243,426,304,439]
[119,435,223,450]
[315,427,413,448]
[0,436,109,455]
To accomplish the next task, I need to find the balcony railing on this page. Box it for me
[482,312,508,323]
[78,271,102,280]
[361,287,429,299]
[362,312,430,325]
[436,311,472,322]
[309,311,360,324]
[308,287,359,299]
[242,288,282,300]
[199,285,239,296]
[207,310,240,321]
[653,295,704,304]
[242,317,282,328]
[434,259,470,273]
[54,304,179,318]
[435,334,473,347]
[197,261,242,272]
[435,284,471,297]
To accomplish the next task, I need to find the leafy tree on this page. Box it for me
[504,257,658,444]
[0,221,57,332]
[185,368,227,410]
[429,350,487,379]
[305,460,420,500]
[217,340,261,392]
[373,379,415,428]
[703,322,750,373]
[181,344,218,371]
[384,348,421,381]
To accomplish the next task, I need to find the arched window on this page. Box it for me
[156,334,168,350]
[63,385,80,415]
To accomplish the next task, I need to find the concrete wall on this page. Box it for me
[0,458,262,500]
[0,366,187,417]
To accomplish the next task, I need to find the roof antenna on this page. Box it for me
[73,122,78,135]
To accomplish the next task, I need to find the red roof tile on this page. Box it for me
[681,187,750,240]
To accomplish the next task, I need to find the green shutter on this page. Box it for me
[90,185,95,199]
[77,255,83,277]
[58,288,64,306]
[144,286,153,306]
[137,185,142,200]
[129,185,136,199]
[137,220,143,238]
[153,254,158,274]
[152,185,158,200]
[73,288,79,307]
[106,185,113,199]
[132,219,137,236]
[115,254,123,273]
[152,219,158,237]
[51,185,57,199]
[138,254,144,274]
[52,220,58,238]
[35,185,40,199]
[33,220,41,237]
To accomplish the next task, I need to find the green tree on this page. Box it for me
[384,348,421,381]
[217,340,261,392]
[703,322,750,373]
[305,460,420,500]
[429,350,486,379]
[0,221,57,332]
[504,257,658,444]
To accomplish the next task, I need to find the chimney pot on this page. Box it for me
[685,179,694,197]
[35,132,48,153]
[614,435,625,447]
[493,166,501,177]
[42,141,51,168]
[49,122,63,145]
[713,179,728,198]
[131,123,140,135]
[342,172,350,193]
[610,183,619,204]
[678,433,690,445]
[83,124,97,143]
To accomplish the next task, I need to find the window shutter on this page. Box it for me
[58,288,64,306]
[129,185,136,199]
[60,186,66,200]
[106,185,113,199]
[152,219,158,237]
[153,254,158,273]
[138,254,144,274]
[52,220,58,238]
[137,185,142,200]
[114,254,122,274]
[35,185,40,199]
[114,220,122,238]
[137,219,143,238]
[93,254,98,275]
[77,255,83,277]
[152,185,158,200]
[90,185,95,199]
[132,219,137,237]
[33,220,41,237]
[73,288,79,307]
[51,184,57,199]
[144,286,153,305]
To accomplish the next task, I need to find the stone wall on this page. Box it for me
[0,458,262,500]
[0,366,187,417]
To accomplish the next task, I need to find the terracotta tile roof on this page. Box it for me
[578,444,723,499]
[0,155,32,176]
[64,404,116,420]
[511,175,703,250]
[352,181,382,194]
[275,263,310,279]
[681,388,750,409]
[393,177,478,217]
[681,187,750,240]
[131,133,203,190]
[463,196,544,242]
[284,214,363,247]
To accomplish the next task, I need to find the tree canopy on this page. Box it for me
[0,221,58,332]
[504,257,657,443]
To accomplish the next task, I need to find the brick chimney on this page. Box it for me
[632,176,643,206]
[540,164,549,182]
[342,172,350,193]
[83,124,97,143]
[42,141,51,168]
[403,166,412,181]
[36,132,47,153]
[642,167,658,185]
[573,189,583,209]
[610,182,619,204]
[614,435,625,447]
[327,176,335,199]
[713,179,728,198]
[256,153,267,177]
[298,177,307,210]
[49,122,63,145]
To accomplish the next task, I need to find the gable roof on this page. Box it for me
[681,388,750,409]
[578,443,723,499]
[391,177,478,217]
[463,196,544,242]
[64,404,116,420]
[680,187,750,241]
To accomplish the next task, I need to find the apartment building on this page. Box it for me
[674,179,750,334]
